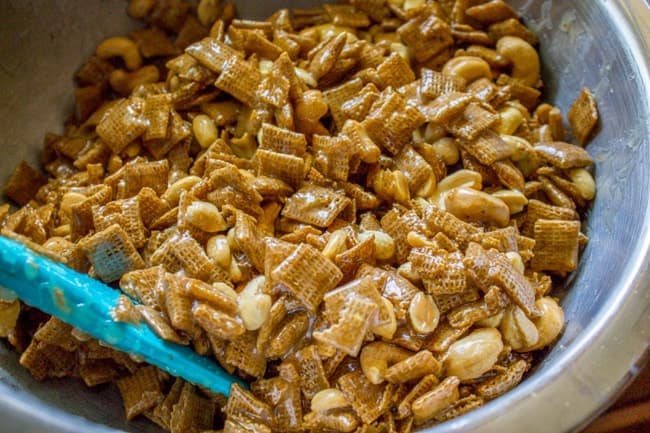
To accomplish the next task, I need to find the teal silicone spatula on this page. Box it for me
[0,235,243,395]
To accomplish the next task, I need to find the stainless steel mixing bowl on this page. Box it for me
[0,1,649,432]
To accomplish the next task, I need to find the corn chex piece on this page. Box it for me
[459,128,512,165]
[409,247,466,295]
[531,219,581,273]
[33,317,78,352]
[377,53,416,90]
[150,378,184,430]
[144,111,192,159]
[464,242,539,318]
[137,187,171,228]
[225,383,274,425]
[267,311,310,359]
[380,209,425,263]
[423,205,482,250]
[142,94,172,141]
[137,305,189,345]
[324,78,365,130]
[338,369,394,424]
[294,345,329,399]
[534,141,594,170]
[313,297,376,356]
[397,14,453,63]
[312,134,352,182]
[79,224,144,283]
[185,38,244,73]
[204,165,263,217]
[272,243,342,310]
[169,383,216,433]
[340,83,380,124]
[362,89,425,156]
[567,87,598,145]
[193,301,245,340]
[435,394,484,422]
[420,69,466,100]
[476,358,529,400]
[446,102,498,141]
[122,159,170,198]
[335,236,377,281]
[225,332,267,378]
[171,233,215,280]
[255,149,305,188]
[521,199,578,237]
[4,161,47,206]
[120,265,166,308]
[214,56,263,107]
[116,365,165,420]
[281,184,351,228]
[258,123,307,156]
[323,276,388,328]
[165,274,196,335]
[19,340,76,380]
[394,145,434,194]
[93,198,147,248]
[79,358,120,387]
[397,374,440,419]
[96,97,147,153]
[384,350,441,384]
[234,210,266,273]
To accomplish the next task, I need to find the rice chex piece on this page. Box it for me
[324,78,365,130]
[362,89,425,155]
[165,274,196,334]
[464,242,539,318]
[225,383,273,425]
[204,165,263,217]
[397,374,440,419]
[272,243,342,310]
[397,15,453,63]
[384,350,441,384]
[423,205,482,249]
[142,94,172,141]
[150,378,184,430]
[420,69,466,100]
[255,149,305,188]
[258,123,307,156]
[33,317,77,352]
[185,38,244,73]
[338,369,394,424]
[96,97,147,153]
[377,53,416,90]
[521,199,578,237]
[214,56,263,107]
[335,236,376,281]
[294,345,329,399]
[4,161,47,206]
[393,145,434,194]
[459,128,512,165]
[120,265,166,308]
[312,134,352,182]
[225,332,267,378]
[409,247,466,295]
[567,87,599,145]
[79,224,144,283]
[447,102,498,141]
[137,305,189,345]
[116,366,164,420]
[281,184,351,228]
[92,198,147,248]
[531,219,581,273]
[381,209,426,263]
[169,383,216,433]
[313,297,376,356]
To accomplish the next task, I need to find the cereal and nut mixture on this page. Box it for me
[1,0,599,431]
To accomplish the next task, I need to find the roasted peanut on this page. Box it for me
[96,36,142,71]
[192,114,219,149]
[492,189,528,214]
[496,106,525,135]
[311,388,350,413]
[500,305,539,351]
[358,230,395,260]
[162,175,201,206]
[431,137,460,165]
[444,328,503,380]
[444,187,510,227]
[206,234,232,269]
[505,251,525,274]
[322,229,348,260]
[185,201,229,233]
[568,168,596,200]
[442,56,492,84]
[409,292,440,334]
[522,297,564,351]
[496,36,540,87]
[406,231,436,248]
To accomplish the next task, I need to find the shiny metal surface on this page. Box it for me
[0,1,648,432]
